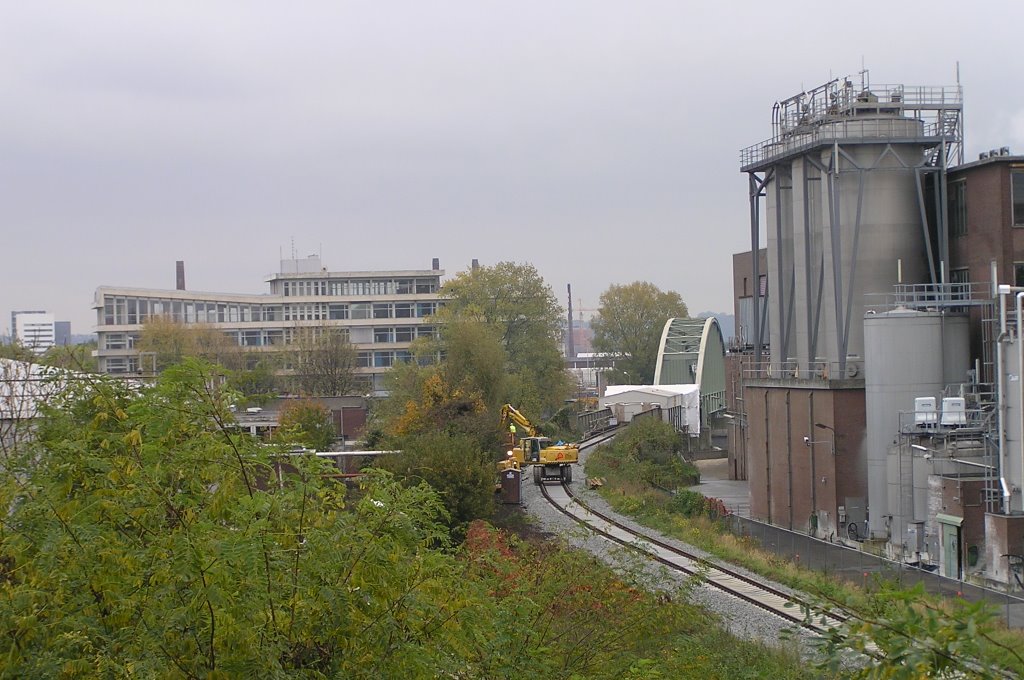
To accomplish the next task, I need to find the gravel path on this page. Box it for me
[517,453,831,664]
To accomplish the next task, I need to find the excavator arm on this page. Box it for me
[499,404,538,437]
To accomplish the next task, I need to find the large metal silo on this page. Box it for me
[743,76,963,378]
[864,309,970,538]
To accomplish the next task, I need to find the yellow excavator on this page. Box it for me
[499,404,579,484]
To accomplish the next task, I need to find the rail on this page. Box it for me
[540,480,844,633]
[740,359,864,381]
[740,116,953,168]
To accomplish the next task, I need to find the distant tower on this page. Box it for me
[566,284,576,359]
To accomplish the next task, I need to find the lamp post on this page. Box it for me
[814,422,836,455]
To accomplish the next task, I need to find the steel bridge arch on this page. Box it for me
[653,317,727,429]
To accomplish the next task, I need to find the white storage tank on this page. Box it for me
[864,309,970,539]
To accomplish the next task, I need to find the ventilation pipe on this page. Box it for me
[1017,290,1024,513]
[997,283,1012,512]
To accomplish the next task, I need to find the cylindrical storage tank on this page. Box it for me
[864,309,970,539]
[763,113,933,370]
[817,127,930,366]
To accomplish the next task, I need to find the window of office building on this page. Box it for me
[416,302,436,318]
[329,304,348,320]
[373,303,392,319]
[338,280,370,296]
[374,351,394,368]
[105,334,127,350]
[394,326,414,342]
[949,179,967,237]
[1014,171,1024,227]
[241,330,262,346]
[264,329,284,346]
[356,351,372,368]
[416,326,436,339]
[106,357,128,373]
[370,280,392,295]
[350,303,371,319]
[374,327,394,343]
[415,279,436,294]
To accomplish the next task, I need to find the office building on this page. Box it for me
[11,311,56,354]
[93,256,445,394]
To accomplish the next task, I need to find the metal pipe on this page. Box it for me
[950,458,997,470]
[996,285,1010,512]
[1017,290,1024,513]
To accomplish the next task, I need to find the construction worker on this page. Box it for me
[509,422,517,445]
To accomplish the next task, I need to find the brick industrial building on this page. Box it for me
[730,71,1024,588]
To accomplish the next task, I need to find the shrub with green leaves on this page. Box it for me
[0,361,475,677]
[588,418,699,490]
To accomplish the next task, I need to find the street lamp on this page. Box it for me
[812,422,836,455]
[911,443,935,460]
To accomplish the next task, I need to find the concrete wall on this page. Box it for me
[985,513,1024,586]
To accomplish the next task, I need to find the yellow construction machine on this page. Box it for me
[499,404,579,484]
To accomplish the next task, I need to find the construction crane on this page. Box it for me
[498,404,579,484]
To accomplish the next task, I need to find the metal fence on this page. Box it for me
[725,514,1024,629]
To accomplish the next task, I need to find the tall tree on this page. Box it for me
[591,282,688,384]
[438,262,571,415]
[376,432,496,530]
[274,398,336,450]
[40,341,98,373]
[137,316,242,372]
[287,327,357,396]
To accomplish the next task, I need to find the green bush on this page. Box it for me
[589,419,699,491]
[668,491,730,520]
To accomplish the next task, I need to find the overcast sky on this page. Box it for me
[2,2,1023,334]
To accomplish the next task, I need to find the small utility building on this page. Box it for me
[600,384,701,435]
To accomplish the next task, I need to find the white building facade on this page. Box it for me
[93,257,445,393]
[11,311,56,354]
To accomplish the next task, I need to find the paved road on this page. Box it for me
[688,457,751,518]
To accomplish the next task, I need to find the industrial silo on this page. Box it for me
[864,309,970,539]
[744,77,963,378]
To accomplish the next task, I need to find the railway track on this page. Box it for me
[559,429,840,632]
[546,432,1020,677]
[538,476,844,634]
